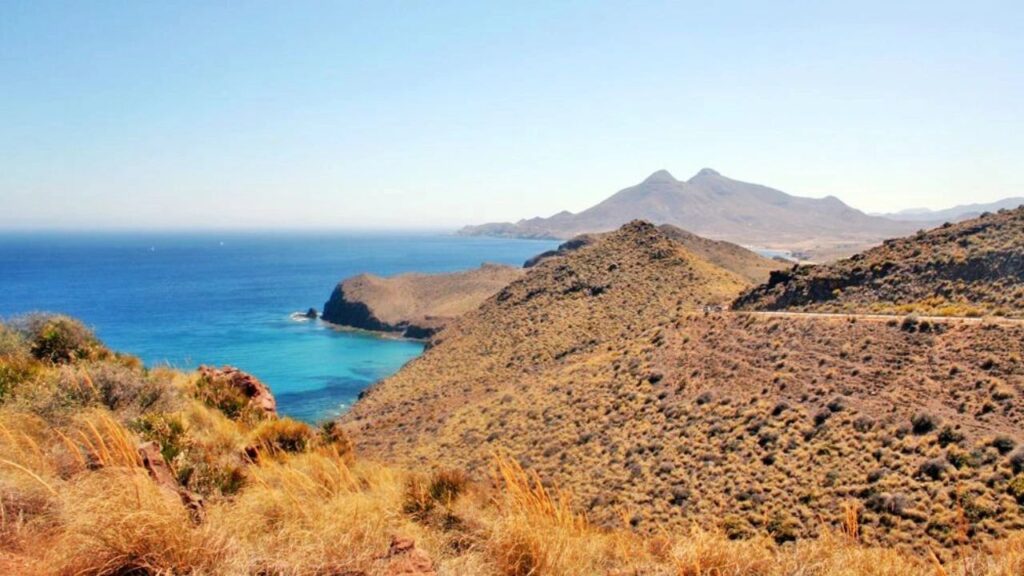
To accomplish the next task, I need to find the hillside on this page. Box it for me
[322,263,524,338]
[460,169,921,260]
[735,207,1024,317]
[343,220,1024,552]
[5,314,1024,574]
[526,224,786,285]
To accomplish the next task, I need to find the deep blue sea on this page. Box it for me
[0,232,557,422]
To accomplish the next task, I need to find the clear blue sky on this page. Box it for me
[1,1,1021,230]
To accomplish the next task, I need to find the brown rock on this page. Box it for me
[381,536,435,576]
[137,441,205,521]
[198,365,277,417]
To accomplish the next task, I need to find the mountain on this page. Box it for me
[321,263,524,338]
[878,198,1024,223]
[459,169,921,260]
[735,206,1024,317]
[341,220,1024,550]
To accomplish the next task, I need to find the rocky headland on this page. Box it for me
[321,263,524,339]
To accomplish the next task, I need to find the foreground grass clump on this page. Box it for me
[3,314,1024,575]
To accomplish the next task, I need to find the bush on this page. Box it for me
[86,362,170,412]
[13,314,106,363]
[937,425,964,447]
[249,418,314,455]
[194,373,251,421]
[318,420,354,460]
[131,412,188,462]
[1010,449,1024,474]
[1008,475,1024,504]
[910,412,940,435]
[992,435,1017,455]
[0,323,28,357]
[428,468,468,503]
[918,457,949,480]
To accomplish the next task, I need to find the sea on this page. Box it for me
[0,232,557,422]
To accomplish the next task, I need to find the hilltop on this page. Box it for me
[527,224,786,285]
[343,220,1024,552]
[735,207,1024,317]
[322,263,524,338]
[459,169,921,260]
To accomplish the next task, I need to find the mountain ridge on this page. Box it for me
[459,169,922,260]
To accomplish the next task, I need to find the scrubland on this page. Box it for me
[3,314,1024,575]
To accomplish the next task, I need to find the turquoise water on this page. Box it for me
[0,232,557,422]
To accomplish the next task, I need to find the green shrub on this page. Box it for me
[1008,475,1024,504]
[194,373,251,420]
[13,314,106,363]
[911,412,940,435]
[131,412,188,462]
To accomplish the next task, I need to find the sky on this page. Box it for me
[1,1,1022,231]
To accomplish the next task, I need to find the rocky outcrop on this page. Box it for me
[197,365,277,418]
[322,263,524,339]
[138,441,204,520]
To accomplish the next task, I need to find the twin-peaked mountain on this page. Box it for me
[460,168,921,259]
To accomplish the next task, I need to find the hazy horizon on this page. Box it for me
[2,1,1022,231]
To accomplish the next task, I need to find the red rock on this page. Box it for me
[198,365,277,417]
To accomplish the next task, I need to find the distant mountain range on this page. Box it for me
[459,169,1020,261]
[875,198,1024,222]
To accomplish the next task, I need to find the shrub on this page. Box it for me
[910,412,940,435]
[86,362,170,412]
[866,492,912,516]
[1008,475,1024,504]
[194,373,251,421]
[853,416,874,433]
[1010,449,1024,474]
[249,418,315,455]
[131,412,188,462]
[813,409,832,426]
[992,435,1017,455]
[900,314,919,332]
[919,457,949,480]
[428,468,468,503]
[826,396,847,413]
[766,510,801,544]
[13,314,106,363]
[0,323,28,357]
[937,425,964,447]
[318,420,355,460]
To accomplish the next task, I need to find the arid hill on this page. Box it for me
[735,207,1024,318]
[322,263,524,338]
[5,313,1024,574]
[343,220,1024,552]
[527,224,786,285]
[460,169,921,260]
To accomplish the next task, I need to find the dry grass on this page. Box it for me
[4,303,1024,574]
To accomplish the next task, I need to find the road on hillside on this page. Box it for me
[729,310,1024,326]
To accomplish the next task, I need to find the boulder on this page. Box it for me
[197,365,277,418]
[381,536,436,576]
